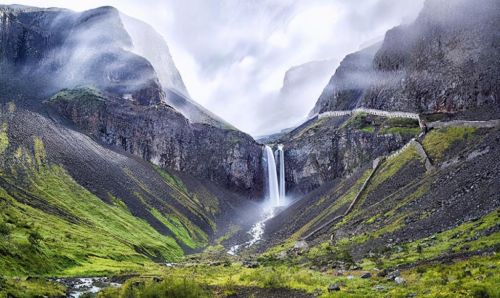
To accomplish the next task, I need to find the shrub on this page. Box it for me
[99,277,209,298]
[0,222,10,238]
[28,230,43,246]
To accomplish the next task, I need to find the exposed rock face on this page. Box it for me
[275,116,412,195]
[310,44,380,115]
[312,0,500,119]
[47,88,263,196]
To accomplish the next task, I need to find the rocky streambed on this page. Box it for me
[53,277,122,297]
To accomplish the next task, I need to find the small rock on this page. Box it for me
[294,240,309,250]
[243,261,259,268]
[347,275,354,280]
[361,272,371,279]
[328,283,341,292]
[394,277,406,284]
[377,269,388,277]
[387,270,401,280]
[373,285,386,291]
[350,265,361,270]
[277,251,287,260]
[334,270,344,276]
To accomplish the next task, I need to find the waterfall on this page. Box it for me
[278,144,285,200]
[264,145,280,207]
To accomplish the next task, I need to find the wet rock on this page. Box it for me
[334,270,344,276]
[387,270,401,280]
[328,283,341,292]
[394,277,406,284]
[377,269,388,277]
[361,272,371,279]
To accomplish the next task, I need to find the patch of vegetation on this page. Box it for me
[379,210,500,268]
[344,113,376,133]
[367,146,420,192]
[99,276,209,298]
[154,166,188,194]
[0,277,66,298]
[48,87,106,105]
[0,123,8,155]
[423,127,476,161]
[380,126,421,136]
[215,225,240,245]
[150,208,207,249]
[153,165,218,230]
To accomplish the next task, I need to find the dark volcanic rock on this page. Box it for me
[311,0,500,119]
[47,88,263,196]
[278,116,410,195]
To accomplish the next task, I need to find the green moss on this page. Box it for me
[0,123,8,155]
[33,137,46,167]
[154,165,188,194]
[150,208,207,249]
[353,210,500,271]
[423,127,476,161]
[380,126,421,136]
[360,126,375,133]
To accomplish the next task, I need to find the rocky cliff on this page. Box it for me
[311,0,500,119]
[274,114,417,195]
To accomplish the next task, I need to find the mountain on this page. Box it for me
[311,0,500,119]
[120,12,235,129]
[0,4,263,276]
[257,0,500,289]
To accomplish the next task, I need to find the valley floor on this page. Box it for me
[0,252,498,297]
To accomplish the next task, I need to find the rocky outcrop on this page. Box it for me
[276,116,412,195]
[47,88,263,196]
[312,0,500,119]
[310,44,380,115]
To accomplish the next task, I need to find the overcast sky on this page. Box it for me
[5,0,425,136]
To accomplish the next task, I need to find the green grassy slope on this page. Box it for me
[0,119,215,277]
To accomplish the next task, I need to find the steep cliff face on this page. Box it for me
[0,5,263,196]
[310,44,380,115]
[312,0,500,118]
[47,88,263,196]
[275,114,415,195]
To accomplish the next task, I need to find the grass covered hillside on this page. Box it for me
[0,103,254,279]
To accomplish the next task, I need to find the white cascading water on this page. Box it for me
[265,145,280,207]
[278,144,285,201]
[227,145,284,255]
